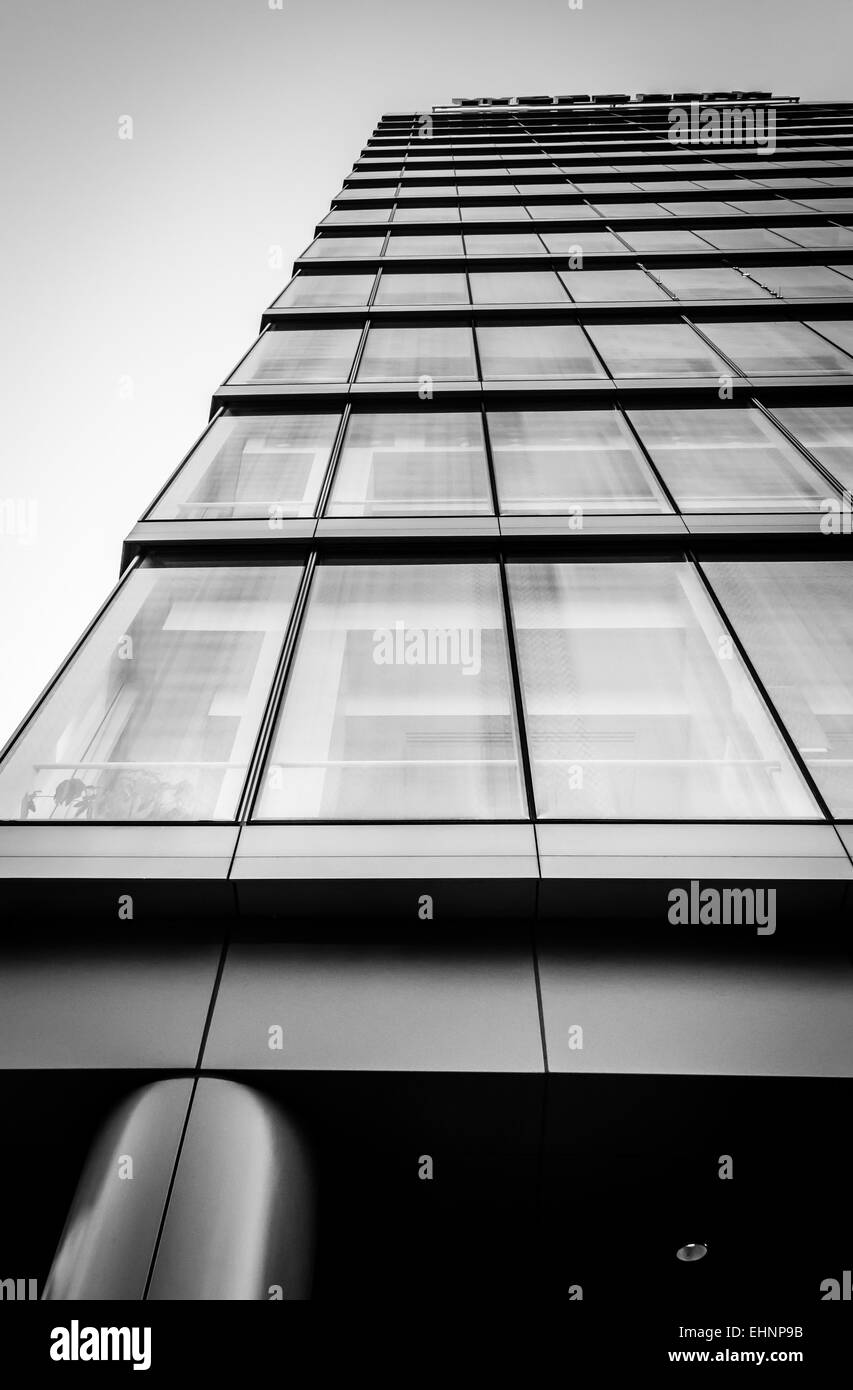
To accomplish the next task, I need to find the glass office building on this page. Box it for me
[1,92,852,1314]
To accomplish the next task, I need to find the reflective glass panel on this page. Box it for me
[0,566,302,821]
[489,410,671,514]
[560,269,668,301]
[303,236,384,259]
[274,274,374,308]
[374,273,469,305]
[771,405,853,492]
[585,323,729,377]
[151,414,339,520]
[326,412,491,516]
[469,271,568,303]
[256,563,526,819]
[357,326,477,381]
[702,321,853,375]
[229,329,360,384]
[477,324,605,379]
[704,561,853,816]
[629,407,834,511]
[508,561,817,818]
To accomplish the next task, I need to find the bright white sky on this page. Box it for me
[0,0,850,746]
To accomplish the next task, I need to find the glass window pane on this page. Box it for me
[230,329,360,384]
[356,326,477,382]
[704,561,853,816]
[460,205,531,221]
[727,199,814,215]
[560,268,668,301]
[464,233,545,255]
[702,321,853,375]
[489,410,671,514]
[804,319,853,359]
[0,566,301,822]
[255,563,525,819]
[321,209,393,226]
[655,267,770,300]
[769,224,853,248]
[374,272,468,305]
[797,198,853,213]
[392,206,460,223]
[698,228,795,250]
[657,200,735,216]
[771,405,853,491]
[629,407,833,512]
[508,560,817,818]
[618,229,712,252]
[385,234,464,256]
[303,236,384,259]
[541,231,627,254]
[273,274,374,308]
[477,324,605,379]
[585,323,729,378]
[469,271,568,303]
[591,202,671,217]
[746,266,853,297]
[526,204,597,220]
[396,184,456,197]
[151,414,339,520]
[326,412,491,516]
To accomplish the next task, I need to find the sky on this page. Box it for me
[0,0,851,747]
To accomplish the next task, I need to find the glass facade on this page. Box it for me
[4,93,853,834]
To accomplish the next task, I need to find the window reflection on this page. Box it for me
[274,275,374,308]
[702,321,853,375]
[357,326,477,381]
[488,410,671,513]
[508,561,817,818]
[477,324,605,378]
[256,563,525,819]
[629,407,833,511]
[326,412,491,516]
[151,414,339,521]
[229,330,361,384]
[585,323,729,377]
[771,405,853,492]
[704,561,853,816]
[0,566,301,821]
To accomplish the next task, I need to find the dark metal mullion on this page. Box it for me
[479,400,500,520]
[314,402,352,519]
[498,555,538,823]
[574,317,614,382]
[799,316,853,369]
[680,312,747,379]
[346,315,373,385]
[689,551,835,822]
[235,552,317,825]
[751,396,849,496]
[615,402,682,515]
